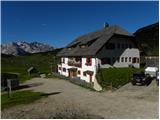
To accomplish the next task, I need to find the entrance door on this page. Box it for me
[69,71,77,78]
[69,71,73,77]
[73,71,77,77]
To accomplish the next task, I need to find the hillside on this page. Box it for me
[134,22,159,56]
[1,49,61,82]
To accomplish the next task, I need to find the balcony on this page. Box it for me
[85,62,92,66]
[68,61,82,68]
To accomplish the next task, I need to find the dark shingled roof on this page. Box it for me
[57,25,133,57]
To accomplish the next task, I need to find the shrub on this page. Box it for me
[96,68,144,90]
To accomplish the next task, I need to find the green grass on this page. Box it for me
[1,90,44,110]
[96,67,144,90]
[1,51,60,82]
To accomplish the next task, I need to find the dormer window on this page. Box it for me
[67,42,80,50]
[68,47,72,50]
[79,37,98,49]
[80,44,87,48]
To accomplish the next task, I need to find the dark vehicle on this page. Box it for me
[131,72,152,86]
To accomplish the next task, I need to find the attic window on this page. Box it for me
[80,37,98,48]
[68,47,72,50]
[80,44,87,48]
[67,42,80,50]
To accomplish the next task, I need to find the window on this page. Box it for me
[101,57,111,64]
[117,43,120,49]
[125,57,128,62]
[59,67,61,70]
[78,70,81,75]
[75,57,81,62]
[80,45,87,48]
[62,58,65,63]
[132,57,139,63]
[86,57,92,66]
[83,72,86,76]
[137,58,139,63]
[63,68,66,72]
[121,57,124,62]
[68,47,72,50]
[67,42,80,50]
[132,57,137,63]
[112,57,116,63]
[80,38,98,48]
[105,43,115,49]
[129,57,132,62]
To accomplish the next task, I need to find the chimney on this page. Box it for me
[104,22,109,28]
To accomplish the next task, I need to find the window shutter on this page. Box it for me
[90,58,92,65]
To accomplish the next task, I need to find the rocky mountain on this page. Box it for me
[134,22,159,56]
[1,41,54,56]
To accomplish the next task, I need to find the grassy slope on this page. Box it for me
[1,50,60,82]
[96,68,144,89]
[1,90,44,110]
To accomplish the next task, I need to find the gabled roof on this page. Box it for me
[57,25,133,57]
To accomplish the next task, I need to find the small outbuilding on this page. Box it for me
[1,73,19,90]
[27,67,38,76]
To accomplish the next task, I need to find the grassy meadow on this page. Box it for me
[1,50,60,82]
[1,90,44,110]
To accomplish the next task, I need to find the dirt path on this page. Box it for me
[2,77,159,119]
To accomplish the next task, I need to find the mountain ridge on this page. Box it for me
[1,41,54,56]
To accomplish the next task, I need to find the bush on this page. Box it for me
[96,68,144,90]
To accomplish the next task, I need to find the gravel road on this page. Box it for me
[2,77,159,119]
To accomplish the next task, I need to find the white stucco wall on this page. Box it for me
[58,57,97,83]
[80,58,97,82]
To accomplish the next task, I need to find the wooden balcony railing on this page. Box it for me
[68,61,82,68]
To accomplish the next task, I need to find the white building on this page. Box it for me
[57,25,140,89]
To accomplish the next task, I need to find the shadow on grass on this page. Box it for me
[12,82,44,90]
[40,92,62,97]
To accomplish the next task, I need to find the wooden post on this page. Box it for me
[7,79,12,98]
[50,63,53,73]
[111,81,112,92]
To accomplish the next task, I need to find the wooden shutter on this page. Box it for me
[90,58,92,65]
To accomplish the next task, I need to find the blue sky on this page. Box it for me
[1,1,159,48]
